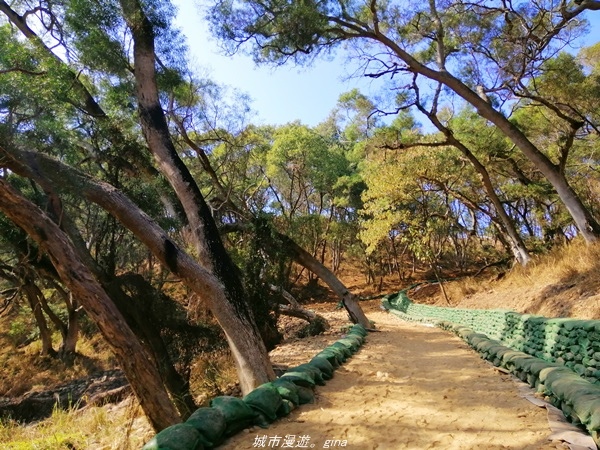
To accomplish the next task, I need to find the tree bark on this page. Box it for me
[21,281,55,356]
[0,179,181,432]
[1,144,275,395]
[117,0,274,393]
[373,32,600,243]
[270,231,371,329]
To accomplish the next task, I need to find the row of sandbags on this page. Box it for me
[383,291,508,338]
[142,324,368,450]
[499,313,600,384]
[384,291,600,385]
[440,321,600,447]
[383,290,600,446]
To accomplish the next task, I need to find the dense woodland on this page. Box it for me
[0,0,599,432]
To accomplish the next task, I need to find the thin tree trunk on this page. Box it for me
[0,179,180,432]
[414,85,532,265]
[60,298,79,357]
[21,282,55,356]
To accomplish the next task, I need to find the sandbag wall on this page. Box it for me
[142,324,368,450]
[384,290,600,446]
[440,321,600,447]
[383,291,509,338]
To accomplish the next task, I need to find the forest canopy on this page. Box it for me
[0,0,599,432]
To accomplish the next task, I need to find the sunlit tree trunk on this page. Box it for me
[0,179,180,432]
[118,0,274,394]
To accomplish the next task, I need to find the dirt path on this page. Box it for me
[219,311,569,450]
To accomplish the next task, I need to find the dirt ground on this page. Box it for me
[218,307,575,450]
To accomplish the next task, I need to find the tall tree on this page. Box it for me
[0,0,276,396]
[117,0,275,392]
[209,0,600,242]
[0,178,181,431]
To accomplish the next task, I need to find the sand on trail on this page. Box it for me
[219,310,570,450]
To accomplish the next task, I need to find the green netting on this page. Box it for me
[184,407,226,448]
[142,423,204,450]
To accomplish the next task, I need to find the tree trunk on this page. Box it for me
[0,179,181,432]
[21,282,55,356]
[112,274,197,417]
[415,99,532,266]
[271,232,371,329]
[118,0,274,393]
[38,175,195,409]
[60,299,79,358]
[1,145,275,395]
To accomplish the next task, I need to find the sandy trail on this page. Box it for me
[219,311,569,450]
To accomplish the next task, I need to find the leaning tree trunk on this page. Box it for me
[2,145,275,395]
[376,33,600,243]
[0,179,180,432]
[420,105,532,266]
[269,231,371,329]
[118,0,274,394]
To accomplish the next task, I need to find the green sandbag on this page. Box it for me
[329,342,353,358]
[320,346,344,358]
[587,403,600,431]
[501,350,530,368]
[316,349,342,368]
[185,407,226,448]
[310,356,334,380]
[276,398,296,417]
[290,363,325,385]
[338,337,361,352]
[350,324,367,337]
[347,331,365,344]
[142,423,204,450]
[512,356,541,372]
[547,376,598,402]
[467,333,490,347]
[296,385,315,404]
[280,370,316,387]
[571,394,600,425]
[210,396,256,436]
[474,339,498,353]
[272,379,301,405]
[243,383,283,422]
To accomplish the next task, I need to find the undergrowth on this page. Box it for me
[0,398,150,449]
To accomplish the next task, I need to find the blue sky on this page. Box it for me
[174,1,600,128]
